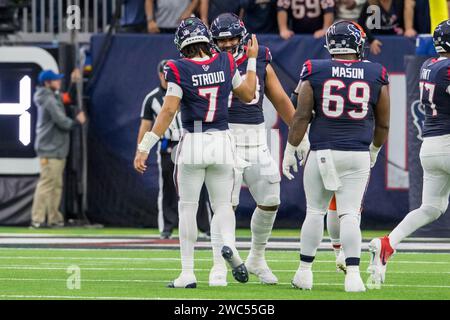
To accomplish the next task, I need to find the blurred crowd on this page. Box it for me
[120,0,450,55]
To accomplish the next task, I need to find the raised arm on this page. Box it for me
[232,34,259,103]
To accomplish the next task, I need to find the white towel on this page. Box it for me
[316,149,342,191]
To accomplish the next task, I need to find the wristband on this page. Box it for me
[246,58,256,72]
[138,131,160,154]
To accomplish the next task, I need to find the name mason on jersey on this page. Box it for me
[332,67,364,79]
[192,71,225,86]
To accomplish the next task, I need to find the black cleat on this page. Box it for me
[221,246,249,283]
[167,282,197,289]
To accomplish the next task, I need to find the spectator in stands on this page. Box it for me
[120,0,146,33]
[241,0,278,34]
[358,0,416,54]
[335,0,367,22]
[277,0,335,39]
[145,0,199,34]
[200,0,243,26]
[31,70,86,229]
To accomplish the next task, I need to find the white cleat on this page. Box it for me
[292,269,313,290]
[245,257,278,285]
[167,273,197,288]
[209,265,228,287]
[336,250,347,274]
[366,236,395,289]
[345,271,366,292]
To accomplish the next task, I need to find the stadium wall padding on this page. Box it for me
[85,34,423,230]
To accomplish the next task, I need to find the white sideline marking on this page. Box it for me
[0,294,205,300]
[0,265,450,275]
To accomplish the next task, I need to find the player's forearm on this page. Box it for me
[373,125,389,148]
[288,116,309,147]
[271,94,295,126]
[137,121,152,147]
[240,71,257,102]
[152,109,176,138]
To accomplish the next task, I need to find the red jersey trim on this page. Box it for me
[184,53,220,65]
[166,61,181,85]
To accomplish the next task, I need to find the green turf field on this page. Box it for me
[0,247,449,300]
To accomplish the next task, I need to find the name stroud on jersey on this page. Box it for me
[192,71,225,86]
[332,67,364,79]
[420,68,431,81]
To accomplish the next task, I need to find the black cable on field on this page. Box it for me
[86,0,123,93]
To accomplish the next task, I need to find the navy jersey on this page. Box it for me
[228,46,272,125]
[420,57,450,138]
[277,0,335,34]
[301,59,389,151]
[165,52,238,133]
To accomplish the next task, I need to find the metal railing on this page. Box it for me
[12,0,119,43]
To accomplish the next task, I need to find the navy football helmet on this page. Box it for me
[433,19,450,53]
[174,17,212,54]
[325,20,366,59]
[210,13,247,57]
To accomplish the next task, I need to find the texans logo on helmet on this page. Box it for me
[411,100,425,141]
[348,24,363,45]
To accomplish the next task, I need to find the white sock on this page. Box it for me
[347,265,360,274]
[389,205,442,248]
[249,207,277,260]
[300,213,324,257]
[326,209,341,257]
[339,214,361,263]
[210,212,226,268]
[178,201,199,274]
[212,203,240,259]
[299,261,312,271]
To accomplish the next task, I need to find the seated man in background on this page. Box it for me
[146,0,199,34]
[31,70,86,228]
[277,0,335,39]
[200,0,244,26]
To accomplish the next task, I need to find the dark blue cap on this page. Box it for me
[38,70,64,84]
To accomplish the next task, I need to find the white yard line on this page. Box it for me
[0,265,449,275]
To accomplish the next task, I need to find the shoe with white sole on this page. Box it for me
[367,236,395,289]
[292,269,313,290]
[167,273,197,288]
[209,264,228,287]
[245,256,278,285]
[335,250,347,274]
[345,270,366,292]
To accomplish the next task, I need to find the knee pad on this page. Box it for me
[178,201,198,214]
[260,194,280,207]
[421,205,443,221]
[210,202,233,214]
[306,206,327,216]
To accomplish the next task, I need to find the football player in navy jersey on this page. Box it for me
[209,13,296,286]
[367,20,450,288]
[134,17,260,288]
[283,20,390,292]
